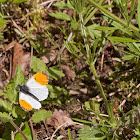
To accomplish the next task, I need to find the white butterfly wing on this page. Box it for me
[25,77,49,101]
[19,92,41,111]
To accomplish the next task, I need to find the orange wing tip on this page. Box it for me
[33,72,49,86]
[19,99,33,111]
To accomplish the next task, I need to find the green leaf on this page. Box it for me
[53,0,73,9]
[0,99,12,112]
[13,0,27,4]
[12,106,18,118]
[0,18,6,29]
[19,37,26,43]
[107,103,114,124]
[15,122,32,140]
[127,42,140,56]
[102,4,114,8]
[4,81,14,103]
[0,0,7,2]
[73,118,94,124]
[47,85,62,99]
[137,0,140,29]
[47,66,65,80]
[121,42,140,60]
[13,64,25,88]
[108,36,137,42]
[49,11,71,21]
[77,43,87,57]
[73,118,111,128]
[77,125,106,140]
[30,41,39,53]
[85,98,100,112]
[0,92,5,96]
[71,19,80,30]
[122,54,136,60]
[130,0,136,15]
[86,24,101,39]
[135,128,140,136]
[2,131,11,140]
[131,137,138,140]
[4,65,24,103]
[12,65,24,103]
[32,109,52,123]
[95,26,118,31]
[68,129,72,140]
[103,16,133,36]
[14,28,23,36]
[70,0,85,14]
[53,1,67,9]
[65,42,86,63]
[32,56,48,73]
[0,112,13,123]
[12,106,26,119]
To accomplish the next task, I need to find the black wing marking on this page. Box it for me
[18,85,39,101]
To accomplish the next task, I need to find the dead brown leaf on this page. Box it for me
[61,65,76,81]
[12,43,30,78]
[40,50,57,64]
[46,109,75,128]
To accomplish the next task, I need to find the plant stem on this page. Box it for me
[90,63,112,118]
[79,0,113,120]
[79,13,91,62]
[10,120,28,140]
[85,0,104,25]
[89,0,139,34]
[28,112,36,140]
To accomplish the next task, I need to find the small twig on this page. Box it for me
[107,0,112,12]
[45,135,56,140]
[50,121,82,140]
[28,112,36,140]
[43,120,50,138]
[5,41,16,51]
[96,92,116,102]
[119,92,132,109]
[47,32,73,67]
[90,112,109,117]
[100,53,104,71]
[50,121,68,140]
[0,66,9,81]
[119,84,140,109]
[13,122,24,135]
[11,131,14,140]
[11,122,24,138]
[47,1,53,9]
[56,32,73,58]
[12,19,24,34]
[29,46,33,71]
[10,120,28,140]
[40,0,57,7]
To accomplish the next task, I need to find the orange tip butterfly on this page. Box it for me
[18,72,49,111]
